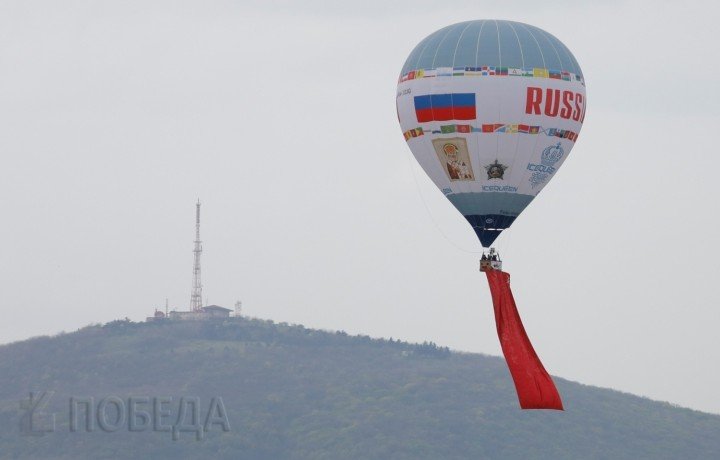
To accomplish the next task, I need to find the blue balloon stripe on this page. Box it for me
[400,20,583,80]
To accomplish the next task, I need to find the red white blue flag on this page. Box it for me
[414,93,476,123]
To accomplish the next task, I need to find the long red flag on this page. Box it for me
[485,269,563,410]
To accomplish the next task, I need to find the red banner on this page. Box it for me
[486,269,563,410]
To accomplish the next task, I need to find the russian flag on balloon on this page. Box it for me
[414,93,476,123]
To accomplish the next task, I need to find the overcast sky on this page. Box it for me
[2,0,719,414]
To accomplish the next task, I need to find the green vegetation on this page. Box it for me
[0,318,718,459]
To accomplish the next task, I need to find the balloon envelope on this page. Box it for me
[397,20,585,247]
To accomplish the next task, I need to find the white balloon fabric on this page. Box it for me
[397,20,586,247]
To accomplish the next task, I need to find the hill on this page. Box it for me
[0,318,718,459]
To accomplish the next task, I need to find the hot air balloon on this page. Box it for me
[397,20,585,247]
[397,20,586,410]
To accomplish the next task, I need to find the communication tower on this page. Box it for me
[190,200,203,311]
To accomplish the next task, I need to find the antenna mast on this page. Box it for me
[190,200,203,311]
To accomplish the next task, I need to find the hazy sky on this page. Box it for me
[2,0,719,414]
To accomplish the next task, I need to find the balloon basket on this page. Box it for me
[480,247,503,272]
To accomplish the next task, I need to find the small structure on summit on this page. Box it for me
[146,299,170,322]
[168,305,232,321]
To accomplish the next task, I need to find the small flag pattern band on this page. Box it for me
[402,124,579,143]
[398,66,584,86]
